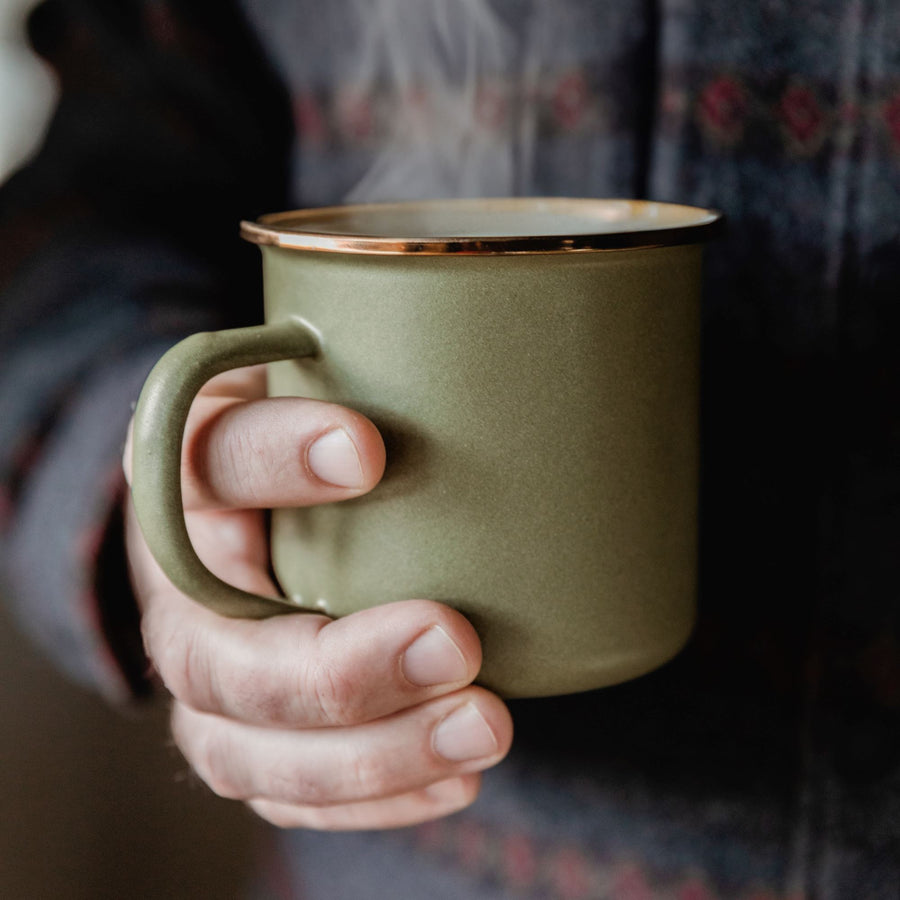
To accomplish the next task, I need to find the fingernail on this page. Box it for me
[402,626,469,687]
[307,428,364,488]
[433,703,498,763]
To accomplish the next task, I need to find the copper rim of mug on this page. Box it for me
[240,197,724,256]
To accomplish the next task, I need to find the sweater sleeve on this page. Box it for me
[0,0,293,702]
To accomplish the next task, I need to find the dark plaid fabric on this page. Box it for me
[0,0,293,696]
[0,1,898,896]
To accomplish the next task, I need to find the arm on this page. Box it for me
[0,0,512,827]
[0,0,293,699]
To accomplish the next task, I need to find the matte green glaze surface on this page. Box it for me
[264,245,702,697]
[131,199,713,698]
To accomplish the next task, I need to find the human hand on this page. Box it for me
[123,365,512,830]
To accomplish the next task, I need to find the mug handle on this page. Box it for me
[130,317,319,618]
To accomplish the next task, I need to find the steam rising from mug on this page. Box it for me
[342,0,521,202]
[241,0,588,202]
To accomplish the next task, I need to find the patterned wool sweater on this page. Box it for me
[0,1,898,898]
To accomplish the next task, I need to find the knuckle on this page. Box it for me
[153,621,217,711]
[145,612,299,725]
[219,429,264,503]
[209,419,284,508]
[170,705,245,801]
[308,658,364,726]
[141,606,182,687]
[180,628,216,707]
[229,665,292,724]
[191,728,245,801]
[341,742,393,801]
[265,736,385,805]
[263,759,333,807]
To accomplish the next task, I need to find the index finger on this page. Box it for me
[123,364,386,511]
[141,583,483,729]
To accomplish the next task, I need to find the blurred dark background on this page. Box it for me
[0,598,263,898]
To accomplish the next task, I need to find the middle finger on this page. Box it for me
[172,686,513,807]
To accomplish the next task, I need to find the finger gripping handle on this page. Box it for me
[130,318,319,618]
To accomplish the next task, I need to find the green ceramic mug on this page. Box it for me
[131,198,721,698]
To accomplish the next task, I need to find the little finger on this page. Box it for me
[247,775,481,831]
